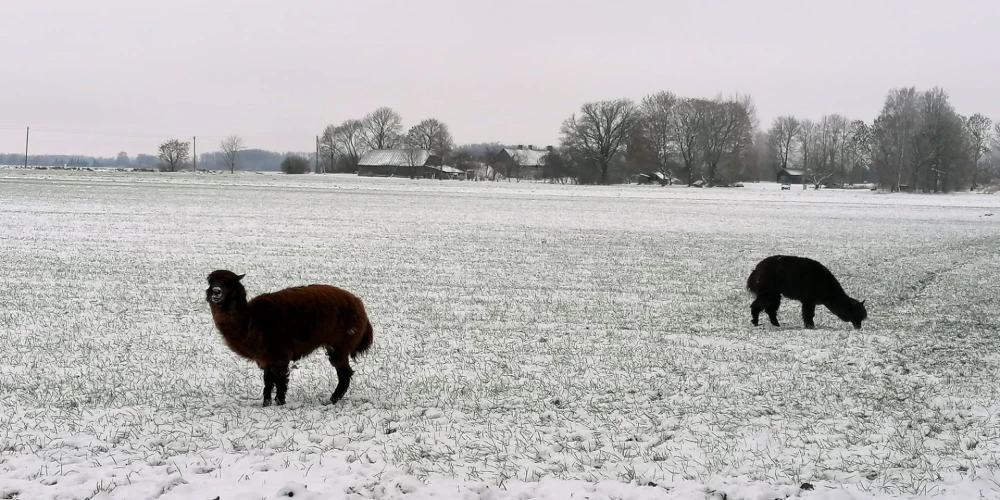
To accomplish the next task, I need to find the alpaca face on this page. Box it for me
[837,298,867,329]
[206,285,226,304]
[850,299,868,329]
[205,270,245,305]
[830,298,867,329]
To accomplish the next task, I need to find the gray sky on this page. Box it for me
[2,0,999,157]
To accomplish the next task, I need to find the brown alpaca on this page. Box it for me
[205,270,373,406]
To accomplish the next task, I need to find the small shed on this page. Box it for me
[636,172,666,185]
[776,168,804,184]
[636,172,682,185]
[428,165,467,180]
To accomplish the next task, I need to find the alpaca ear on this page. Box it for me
[861,299,866,305]
[236,274,245,281]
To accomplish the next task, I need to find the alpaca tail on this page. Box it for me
[351,320,374,360]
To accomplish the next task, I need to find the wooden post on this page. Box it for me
[193,136,197,172]
[24,127,29,168]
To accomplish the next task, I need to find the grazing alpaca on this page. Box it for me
[746,255,867,330]
[205,270,373,406]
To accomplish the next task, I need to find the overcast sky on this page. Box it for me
[2,0,999,157]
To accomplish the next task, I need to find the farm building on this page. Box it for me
[776,168,804,184]
[464,161,502,181]
[492,145,552,180]
[428,165,467,180]
[635,172,681,185]
[357,149,443,178]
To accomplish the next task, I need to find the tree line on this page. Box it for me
[552,86,1000,191]
[7,85,998,191]
[761,88,999,192]
[309,86,999,191]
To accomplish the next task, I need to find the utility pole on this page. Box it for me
[193,136,197,172]
[24,127,29,168]
[315,135,320,174]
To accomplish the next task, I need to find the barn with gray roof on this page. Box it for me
[357,149,443,178]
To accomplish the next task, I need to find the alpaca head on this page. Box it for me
[833,298,867,329]
[206,270,246,306]
[850,299,868,329]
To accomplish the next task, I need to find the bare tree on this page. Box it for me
[700,94,757,186]
[319,124,339,172]
[320,119,367,172]
[671,98,709,185]
[402,147,425,179]
[809,114,850,188]
[479,142,505,181]
[990,123,1000,185]
[220,135,244,174]
[624,123,655,182]
[965,113,992,190]
[766,116,800,174]
[405,118,454,159]
[362,107,404,150]
[913,87,968,192]
[158,139,190,172]
[871,87,921,191]
[640,91,679,183]
[560,98,639,184]
[846,120,873,184]
[796,120,817,189]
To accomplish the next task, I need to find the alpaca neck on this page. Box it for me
[823,293,853,318]
[211,295,251,340]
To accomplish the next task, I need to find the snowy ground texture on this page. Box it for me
[1,168,1000,500]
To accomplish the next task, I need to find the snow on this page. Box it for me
[1,169,999,499]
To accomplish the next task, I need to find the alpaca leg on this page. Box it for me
[273,362,290,406]
[331,365,354,404]
[764,295,781,327]
[750,297,765,326]
[326,347,354,404]
[801,302,816,329]
[262,367,275,407]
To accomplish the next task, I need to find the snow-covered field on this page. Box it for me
[1,169,999,500]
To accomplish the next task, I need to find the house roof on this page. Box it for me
[778,168,804,176]
[501,148,548,167]
[358,149,431,167]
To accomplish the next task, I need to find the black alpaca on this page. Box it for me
[746,255,867,330]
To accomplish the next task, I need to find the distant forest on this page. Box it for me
[0,149,308,172]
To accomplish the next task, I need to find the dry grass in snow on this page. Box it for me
[1,168,999,499]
